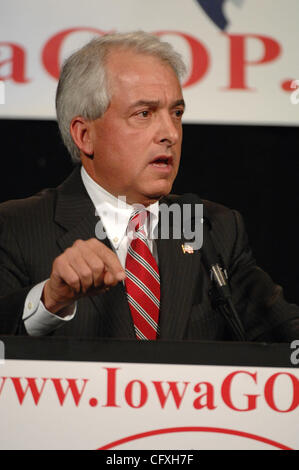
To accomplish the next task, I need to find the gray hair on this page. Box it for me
[55,31,187,162]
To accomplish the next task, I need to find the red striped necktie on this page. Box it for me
[125,210,160,340]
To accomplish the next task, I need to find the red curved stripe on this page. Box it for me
[98,426,293,450]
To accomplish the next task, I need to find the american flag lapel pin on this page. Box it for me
[181,243,194,254]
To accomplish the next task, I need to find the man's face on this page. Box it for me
[85,49,185,206]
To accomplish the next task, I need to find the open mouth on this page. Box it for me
[150,156,173,168]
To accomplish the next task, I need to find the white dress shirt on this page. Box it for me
[22,166,159,335]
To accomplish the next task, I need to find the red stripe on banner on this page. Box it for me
[97,426,293,450]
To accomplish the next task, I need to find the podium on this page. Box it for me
[0,336,298,450]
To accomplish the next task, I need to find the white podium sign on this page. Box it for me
[1,359,298,450]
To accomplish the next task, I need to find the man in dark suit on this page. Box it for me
[0,31,298,341]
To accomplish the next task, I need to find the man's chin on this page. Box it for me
[126,179,175,206]
[141,188,173,206]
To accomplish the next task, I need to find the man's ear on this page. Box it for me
[70,116,94,158]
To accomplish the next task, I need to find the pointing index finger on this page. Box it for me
[87,238,126,282]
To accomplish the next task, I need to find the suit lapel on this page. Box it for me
[53,168,203,340]
[54,166,135,338]
[55,165,106,252]
[157,195,203,340]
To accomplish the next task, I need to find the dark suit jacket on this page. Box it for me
[0,165,298,341]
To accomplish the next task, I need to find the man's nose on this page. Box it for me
[155,112,181,146]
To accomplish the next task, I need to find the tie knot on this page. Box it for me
[128,210,148,234]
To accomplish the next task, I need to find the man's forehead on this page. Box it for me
[106,50,182,103]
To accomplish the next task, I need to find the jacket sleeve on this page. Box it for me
[223,209,299,342]
[0,213,31,334]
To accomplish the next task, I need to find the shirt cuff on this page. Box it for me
[23,280,77,336]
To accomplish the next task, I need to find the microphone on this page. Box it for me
[201,215,246,341]
[179,193,246,340]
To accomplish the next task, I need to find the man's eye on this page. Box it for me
[137,110,150,118]
[174,109,184,118]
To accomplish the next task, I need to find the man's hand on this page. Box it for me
[42,238,126,316]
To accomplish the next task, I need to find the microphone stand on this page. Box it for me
[202,218,246,341]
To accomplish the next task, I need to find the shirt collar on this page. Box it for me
[80,166,159,249]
